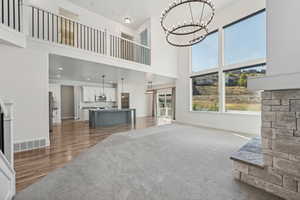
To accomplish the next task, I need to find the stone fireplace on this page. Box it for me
[232,89,300,200]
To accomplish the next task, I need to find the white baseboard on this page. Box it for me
[14,138,49,153]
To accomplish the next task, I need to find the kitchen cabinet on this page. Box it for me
[82,86,116,102]
[82,86,100,102]
[105,88,116,102]
[82,87,93,102]
[83,109,89,121]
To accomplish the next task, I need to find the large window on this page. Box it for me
[190,9,266,113]
[192,31,218,72]
[192,73,219,111]
[224,11,266,65]
[225,64,266,112]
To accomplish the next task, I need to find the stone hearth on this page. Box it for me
[232,89,300,200]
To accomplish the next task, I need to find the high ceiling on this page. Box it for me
[49,55,175,86]
[68,0,236,29]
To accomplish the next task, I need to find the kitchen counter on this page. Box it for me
[89,109,136,128]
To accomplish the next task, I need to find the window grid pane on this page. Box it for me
[224,11,266,65]
[192,73,219,111]
[225,64,266,112]
[192,32,219,72]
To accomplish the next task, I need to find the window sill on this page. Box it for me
[189,110,261,116]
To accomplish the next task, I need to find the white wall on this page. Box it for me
[266,0,300,76]
[0,44,49,144]
[175,0,265,135]
[117,71,148,118]
[150,16,178,78]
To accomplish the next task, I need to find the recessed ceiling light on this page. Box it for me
[87,78,91,81]
[56,74,61,78]
[58,67,63,71]
[124,17,132,24]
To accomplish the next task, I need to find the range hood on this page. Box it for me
[96,95,106,102]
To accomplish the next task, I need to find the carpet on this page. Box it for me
[15,124,282,200]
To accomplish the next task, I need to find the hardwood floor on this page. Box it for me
[14,117,171,192]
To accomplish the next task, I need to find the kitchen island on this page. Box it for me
[89,109,136,128]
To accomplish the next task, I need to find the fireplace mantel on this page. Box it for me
[248,72,300,91]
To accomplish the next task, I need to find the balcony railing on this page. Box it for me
[30,6,107,55]
[0,0,22,32]
[110,35,150,65]
[29,6,151,66]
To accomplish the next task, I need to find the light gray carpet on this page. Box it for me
[15,124,282,200]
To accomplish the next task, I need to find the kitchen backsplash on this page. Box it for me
[80,101,117,109]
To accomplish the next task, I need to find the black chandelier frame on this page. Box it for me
[160,0,215,47]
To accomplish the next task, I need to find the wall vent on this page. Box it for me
[14,138,47,152]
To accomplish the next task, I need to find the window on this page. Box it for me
[192,31,218,72]
[190,10,266,113]
[225,64,266,112]
[224,11,266,65]
[140,29,148,46]
[192,73,219,111]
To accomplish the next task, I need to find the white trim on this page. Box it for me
[190,67,219,77]
[189,110,260,116]
[248,72,300,91]
[0,23,26,48]
[174,121,259,137]
[0,152,15,175]
[13,137,50,152]
[0,151,16,200]
[222,58,266,71]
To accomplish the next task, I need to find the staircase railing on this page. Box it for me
[28,5,151,66]
[0,0,22,32]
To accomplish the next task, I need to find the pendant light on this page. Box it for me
[100,75,107,101]
[121,78,125,98]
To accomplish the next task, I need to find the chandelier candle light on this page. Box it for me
[160,0,215,47]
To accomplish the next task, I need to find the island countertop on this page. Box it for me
[89,108,136,112]
[89,108,136,128]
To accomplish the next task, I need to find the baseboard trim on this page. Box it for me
[174,121,257,138]
[14,138,49,153]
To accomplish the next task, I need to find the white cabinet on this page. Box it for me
[82,86,99,102]
[80,109,89,121]
[105,88,116,102]
[82,87,92,102]
[82,86,116,102]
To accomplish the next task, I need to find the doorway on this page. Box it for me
[61,85,75,120]
[157,90,173,119]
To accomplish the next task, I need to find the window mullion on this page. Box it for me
[218,28,225,112]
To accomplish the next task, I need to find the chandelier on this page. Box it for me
[160,0,215,47]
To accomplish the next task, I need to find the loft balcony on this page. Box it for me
[0,0,25,47]
[27,5,151,66]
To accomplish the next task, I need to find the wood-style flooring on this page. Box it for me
[14,117,171,192]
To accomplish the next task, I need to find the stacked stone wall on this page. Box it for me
[233,90,300,200]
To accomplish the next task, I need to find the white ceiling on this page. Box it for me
[49,55,175,86]
[68,0,236,29]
